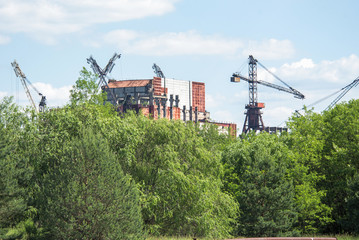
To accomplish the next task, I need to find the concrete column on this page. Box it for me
[161,98,167,118]
[175,95,180,107]
[182,106,186,121]
[169,94,174,120]
[189,106,193,121]
[195,107,198,123]
[155,98,161,119]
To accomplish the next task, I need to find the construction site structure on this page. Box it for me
[105,76,237,135]
[87,53,121,105]
[295,75,359,115]
[86,55,237,136]
[11,60,47,113]
[231,55,304,134]
[324,76,359,111]
[106,77,208,121]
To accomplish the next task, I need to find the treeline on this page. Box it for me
[1,69,359,239]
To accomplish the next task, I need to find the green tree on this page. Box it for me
[284,109,332,233]
[0,97,26,227]
[196,122,236,152]
[2,67,239,239]
[319,99,359,232]
[223,133,298,237]
[109,116,238,238]
[37,128,144,240]
[0,97,45,239]
[343,172,359,235]
[69,67,107,105]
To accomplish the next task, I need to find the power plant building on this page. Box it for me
[106,76,236,135]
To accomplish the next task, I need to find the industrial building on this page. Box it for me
[85,54,236,135]
[107,77,207,121]
[105,76,236,136]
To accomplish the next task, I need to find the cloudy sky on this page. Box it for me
[1,0,359,130]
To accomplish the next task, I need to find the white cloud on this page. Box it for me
[0,35,10,44]
[242,39,295,60]
[7,83,71,109]
[105,30,243,56]
[278,54,359,83]
[31,82,72,107]
[0,0,178,43]
[104,30,296,58]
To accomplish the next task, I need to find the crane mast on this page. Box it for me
[248,55,258,105]
[243,55,264,133]
[11,60,46,113]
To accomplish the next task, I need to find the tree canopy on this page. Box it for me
[1,67,359,239]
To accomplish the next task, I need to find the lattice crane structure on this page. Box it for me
[325,77,359,111]
[152,63,165,79]
[11,60,47,113]
[87,53,121,105]
[231,55,305,133]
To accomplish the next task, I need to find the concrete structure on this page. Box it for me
[105,76,237,136]
[106,77,208,121]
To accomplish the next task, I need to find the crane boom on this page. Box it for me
[152,63,165,78]
[11,60,46,112]
[231,73,305,99]
[87,53,121,105]
[325,76,359,111]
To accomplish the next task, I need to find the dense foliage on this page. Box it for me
[222,133,298,237]
[1,67,359,239]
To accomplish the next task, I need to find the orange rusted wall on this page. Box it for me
[192,81,205,112]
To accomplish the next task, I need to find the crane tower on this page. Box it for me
[231,55,305,133]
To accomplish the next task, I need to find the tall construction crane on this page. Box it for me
[231,55,305,133]
[11,60,47,113]
[87,53,121,105]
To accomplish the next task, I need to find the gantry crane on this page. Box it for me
[11,60,47,113]
[87,53,121,105]
[231,55,305,133]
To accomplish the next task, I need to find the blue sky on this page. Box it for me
[1,0,359,130]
